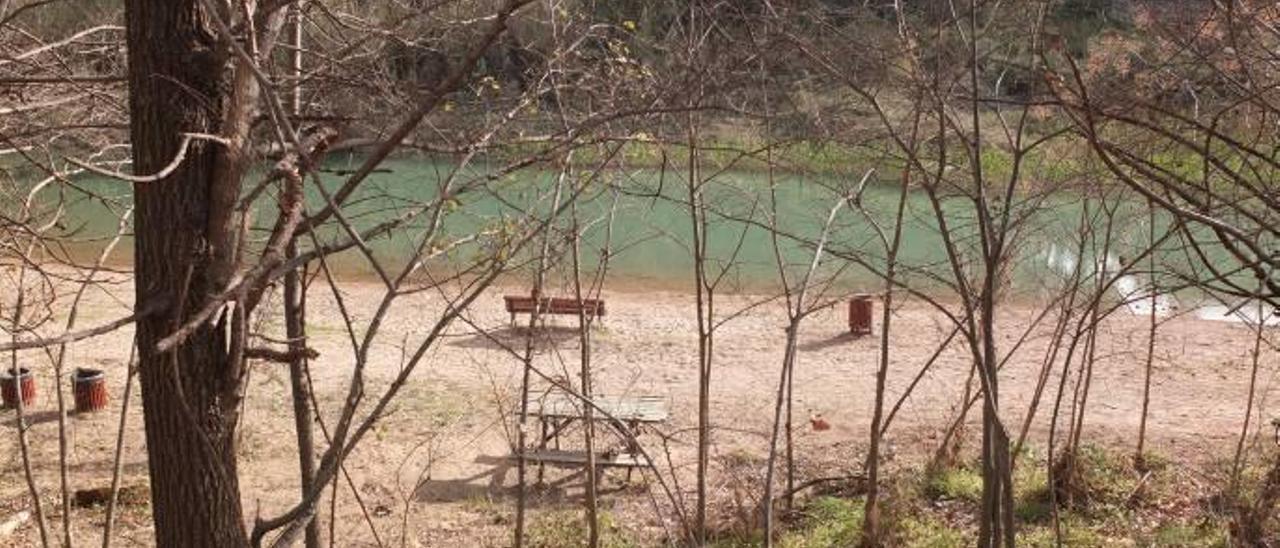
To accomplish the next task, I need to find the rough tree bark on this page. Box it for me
[125,1,249,545]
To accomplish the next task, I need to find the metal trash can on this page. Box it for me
[849,294,873,336]
[1,367,36,409]
[73,368,108,414]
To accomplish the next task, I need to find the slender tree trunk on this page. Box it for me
[52,330,73,547]
[1067,211,1117,467]
[103,341,138,548]
[762,198,845,546]
[570,207,600,548]
[126,1,248,545]
[784,354,794,512]
[685,109,712,547]
[10,285,51,548]
[1230,295,1267,493]
[863,168,912,546]
[762,326,797,546]
[682,6,713,542]
[966,1,1014,541]
[285,247,321,548]
[1136,204,1157,468]
[285,6,321,544]
[514,160,566,548]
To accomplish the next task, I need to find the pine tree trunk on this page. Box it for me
[126,1,249,545]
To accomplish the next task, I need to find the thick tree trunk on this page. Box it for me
[125,1,248,546]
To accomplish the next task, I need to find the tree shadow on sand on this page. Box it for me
[413,454,635,506]
[3,409,64,427]
[797,331,874,353]
[447,325,584,351]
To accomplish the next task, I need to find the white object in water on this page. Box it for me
[1108,255,1176,317]
[1194,302,1280,326]
[1044,246,1175,316]
[1044,243,1077,278]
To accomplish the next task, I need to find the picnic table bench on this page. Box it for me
[514,394,668,484]
[504,295,606,326]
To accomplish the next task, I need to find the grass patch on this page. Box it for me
[1017,517,1108,547]
[1053,444,1138,515]
[1015,486,1054,524]
[1148,520,1230,547]
[724,448,1220,547]
[706,535,762,548]
[1135,450,1171,473]
[895,513,972,547]
[925,465,983,504]
[778,496,864,548]
[1015,459,1053,523]
[526,510,637,548]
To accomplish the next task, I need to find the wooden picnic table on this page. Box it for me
[535,394,668,423]
[520,394,668,483]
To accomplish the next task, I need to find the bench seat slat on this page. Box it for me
[535,394,669,422]
[513,449,644,468]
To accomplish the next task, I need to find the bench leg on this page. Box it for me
[623,420,640,483]
[537,419,548,485]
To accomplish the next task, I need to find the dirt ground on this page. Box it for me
[0,276,1276,546]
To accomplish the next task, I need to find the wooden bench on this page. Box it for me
[504,295,606,326]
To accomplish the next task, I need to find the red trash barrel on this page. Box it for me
[73,368,109,414]
[849,294,873,336]
[1,367,36,409]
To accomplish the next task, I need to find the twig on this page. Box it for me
[0,299,164,352]
[102,340,138,548]
[63,133,230,183]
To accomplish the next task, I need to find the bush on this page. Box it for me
[526,510,638,548]
[924,466,983,504]
[778,496,865,548]
[895,514,972,547]
[1052,444,1137,514]
[1149,521,1230,547]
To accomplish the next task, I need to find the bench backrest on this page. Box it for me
[504,295,605,316]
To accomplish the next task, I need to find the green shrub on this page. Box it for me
[1017,520,1107,547]
[1015,461,1053,523]
[896,514,972,547]
[1148,521,1230,547]
[526,510,638,548]
[924,466,983,504]
[778,496,865,548]
[1054,444,1138,514]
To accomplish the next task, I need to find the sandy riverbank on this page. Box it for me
[0,277,1275,545]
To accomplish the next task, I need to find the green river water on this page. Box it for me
[55,154,1191,295]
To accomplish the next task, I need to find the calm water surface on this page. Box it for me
[55,154,1202,296]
